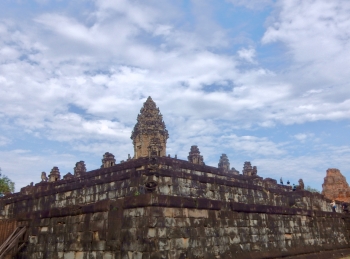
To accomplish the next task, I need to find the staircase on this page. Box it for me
[0,226,26,259]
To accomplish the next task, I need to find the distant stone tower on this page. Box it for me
[74,161,86,177]
[242,161,257,176]
[218,154,239,175]
[48,166,60,182]
[101,152,116,168]
[188,145,205,165]
[131,97,169,158]
[218,154,230,173]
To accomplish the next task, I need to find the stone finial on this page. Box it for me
[188,145,205,165]
[218,154,230,173]
[41,172,48,182]
[48,166,61,182]
[242,162,257,176]
[101,152,116,168]
[131,97,169,159]
[74,161,86,177]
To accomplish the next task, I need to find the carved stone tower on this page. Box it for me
[131,97,169,158]
[218,154,230,173]
[218,154,239,175]
[74,161,87,177]
[48,166,60,182]
[101,152,116,168]
[242,161,257,176]
[188,145,204,165]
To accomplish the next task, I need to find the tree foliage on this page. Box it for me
[0,168,15,195]
[306,185,320,193]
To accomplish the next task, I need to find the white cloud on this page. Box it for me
[227,0,274,10]
[0,136,10,146]
[0,150,79,191]
[0,0,350,192]
[293,133,314,143]
[237,47,257,63]
[263,0,350,87]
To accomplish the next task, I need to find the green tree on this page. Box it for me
[306,185,320,193]
[0,168,15,195]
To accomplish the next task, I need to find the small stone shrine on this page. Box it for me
[0,97,350,259]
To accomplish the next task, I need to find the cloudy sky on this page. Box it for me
[0,0,349,192]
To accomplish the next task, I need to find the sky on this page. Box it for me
[0,0,350,192]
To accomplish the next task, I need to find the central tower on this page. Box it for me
[131,96,169,158]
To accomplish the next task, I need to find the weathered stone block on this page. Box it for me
[92,241,107,251]
[63,251,75,259]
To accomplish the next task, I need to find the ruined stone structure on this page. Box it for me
[322,168,350,203]
[1,97,350,259]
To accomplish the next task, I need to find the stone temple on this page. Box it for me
[0,97,350,259]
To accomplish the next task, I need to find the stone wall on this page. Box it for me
[1,157,350,259]
[1,157,334,220]
[10,194,350,259]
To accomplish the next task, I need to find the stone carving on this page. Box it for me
[74,161,86,177]
[298,179,304,190]
[101,152,116,168]
[48,166,61,182]
[242,161,257,176]
[148,156,158,172]
[188,145,204,165]
[322,168,350,202]
[144,175,158,192]
[131,97,169,159]
[41,172,48,182]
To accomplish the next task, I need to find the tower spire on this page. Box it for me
[131,97,169,158]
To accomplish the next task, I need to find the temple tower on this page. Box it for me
[188,145,205,165]
[218,154,230,173]
[131,97,169,158]
[48,166,60,182]
[101,152,116,168]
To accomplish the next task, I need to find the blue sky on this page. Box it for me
[0,0,350,192]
